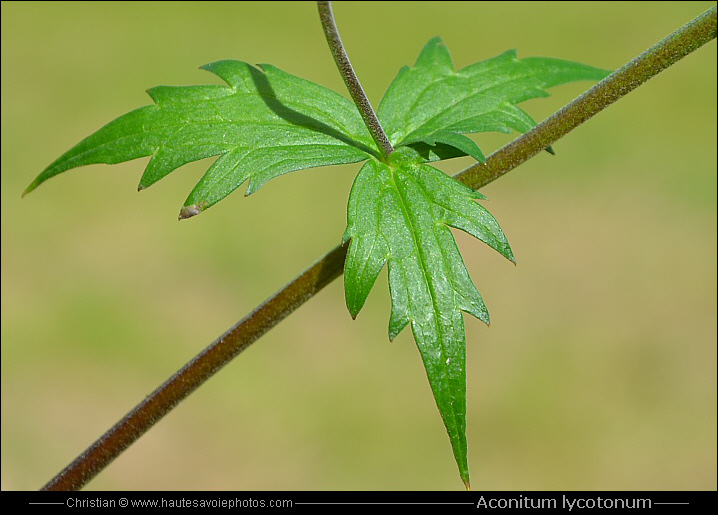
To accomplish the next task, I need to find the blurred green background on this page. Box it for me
[2,1,715,490]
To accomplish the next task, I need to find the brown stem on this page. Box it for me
[40,4,716,491]
[456,5,717,190]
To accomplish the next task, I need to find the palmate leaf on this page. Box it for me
[25,36,609,488]
[24,60,378,218]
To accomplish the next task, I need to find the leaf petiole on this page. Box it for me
[317,1,394,160]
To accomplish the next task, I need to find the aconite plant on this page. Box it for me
[24,2,716,490]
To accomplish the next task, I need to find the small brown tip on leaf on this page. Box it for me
[545,145,555,155]
[178,205,202,220]
[137,184,146,192]
[243,184,257,198]
[463,478,471,490]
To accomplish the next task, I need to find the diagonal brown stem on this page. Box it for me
[41,243,350,491]
[41,5,716,491]
[456,5,717,190]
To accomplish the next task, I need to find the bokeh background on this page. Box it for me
[2,1,715,490]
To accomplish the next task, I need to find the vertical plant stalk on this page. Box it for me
[40,6,715,491]
[317,0,394,159]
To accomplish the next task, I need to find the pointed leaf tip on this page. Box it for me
[23,178,42,197]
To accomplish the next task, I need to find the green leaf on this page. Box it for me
[409,130,486,163]
[343,39,607,486]
[24,60,378,218]
[26,35,610,487]
[343,148,514,488]
[377,37,610,160]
